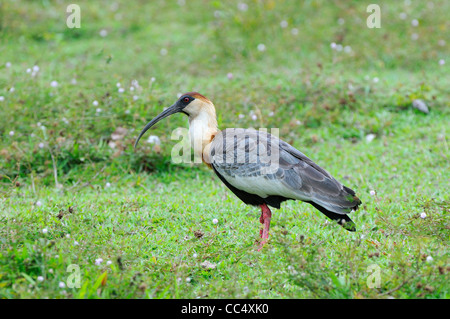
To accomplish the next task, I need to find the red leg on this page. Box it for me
[258,203,272,251]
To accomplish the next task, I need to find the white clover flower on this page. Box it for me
[238,114,245,119]
[26,68,31,73]
[193,253,198,258]
[6,62,12,68]
[9,87,15,92]
[291,28,299,35]
[106,260,112,266]
[373,77,379,83]
[411,19,419,27]
[344,46,352,53]
[268,111,274,117]
[58,282,66,288]
[420,212,427,219]
[227,72,233,80]
[0,96,4,102]
[95,258,103,265]
[251,114,257,121]
[337,18,345,25]
[426,256,433,262]
[99,29,108,37]
[439,59,445,66]
[37,276,44,282]
[370,190,376,196]
[257,43,266,52]
[42,228,48,234]
[38,142,45,149]
[280,20,288,28]
[160,48,168,56]
[74,240,79,245]
[130,86,135,91]
[132,95,139,101]
[335,44,343,52]
[50,81,58,87]
[118,87,125,93]
[146,135,161,145]
[105,182,111,188]
[399,12,407,20]
[186,277,191,283]
[330,42,337,49]
[237,3,248,11]
[438,39,445,46]
[411,33,419,41]
[65,234,70,238]
[33,65,40,72]
[9,131,14,136]
[96,108,102,113]
[36,200,42,206]
[71,78,77,85]
[116,82,121,88]
[212,218,218,225]
[92,100,99,106]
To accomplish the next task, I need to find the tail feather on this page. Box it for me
[308,201,357,232]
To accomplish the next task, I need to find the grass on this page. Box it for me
[0,0,449,298]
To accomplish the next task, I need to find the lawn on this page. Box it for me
[0,0,448,299]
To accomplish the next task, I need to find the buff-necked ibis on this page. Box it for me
[135,92,361,250]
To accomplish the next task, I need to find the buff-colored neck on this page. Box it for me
[188,103,219,165]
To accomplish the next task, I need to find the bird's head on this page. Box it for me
[134,92,215,148]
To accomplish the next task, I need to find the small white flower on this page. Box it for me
[212,218,218,225]
[118,87,125,93]
[96,108,102,113]
[74,240,79,245]
[95,258,103,265]
[105,182,111,188]
[178,0,185,6]
[58,282,66,288]
[42,228,48,234]
[237,2,248,11]
[439,59,445,66]
[366,133,376,142]
[129,86,135,91]
[411,33,419,41]
[93,100,99,106]
[257,43,266,52]
[9,87,15,92]
[49,269,53,273]
[399,12,407,20]
[38,142,45,149]
[71,78,77,85]
[251,114,257,121]
[373,77,379,83]
[337,18,345,25]
[26,68,31,73]
[193,253,198,258]
[33,65,39,72]
[268,111,274,117]
[116,82,121,88]
[160,48,168,56]
[106,260,112,266]
[132,95,139,101]
[335,44,343,52]
[420,212,427,219]
[280,20,288,28]
[344,45,352,53]
[186,277,191,283]
[146,135,161,145]
[238,114,245,119]
[9,131,14,136]
[6,62,12,68]
[330,42,337,49]
[50,81,58,87]
[66,234,70,238]
[370,190,376,196]
[99,29,108,37]
[227,72,233,80]
[291,28,299,35]
[411,19,419,27]
[438,39,445,46]
[150,77,155,83]
[0,96,4,101]
[426,256,433,262]
[37,276,44,282]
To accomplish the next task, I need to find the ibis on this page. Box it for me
[135,92,361,249]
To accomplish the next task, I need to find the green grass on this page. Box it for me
[0,0,449,298]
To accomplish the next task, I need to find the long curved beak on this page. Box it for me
[134,104,179,148]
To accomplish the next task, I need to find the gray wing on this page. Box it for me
[210,129,361,215]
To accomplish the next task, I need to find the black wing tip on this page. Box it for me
[308,201,357,232]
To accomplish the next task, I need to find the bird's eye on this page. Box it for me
[183,97,190,103]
